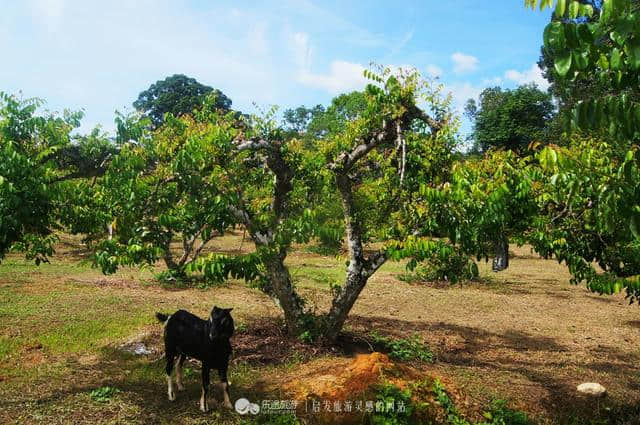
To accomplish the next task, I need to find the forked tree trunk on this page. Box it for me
[492,235,509,272]
[231,138,305,337]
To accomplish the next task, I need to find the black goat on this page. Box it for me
[155,306,234,412]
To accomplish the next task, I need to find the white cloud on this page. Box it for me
[298,60,368,95]
[482,76,503,86]
[451,52,479,74]
[504,63,550,90]
[426,64,443,78]
[291,32,313,70]
[291,31,367,95]
[445,82,483,113]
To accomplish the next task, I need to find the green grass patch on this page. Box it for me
[0,335,20,362]
[290,262,344,289]
[369,332,434,363]
[38,312,150,354]
[0,280,155,355]
[89,386,120,403]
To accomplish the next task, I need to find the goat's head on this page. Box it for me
[208,306,234,340]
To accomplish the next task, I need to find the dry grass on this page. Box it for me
[0,234,639,424]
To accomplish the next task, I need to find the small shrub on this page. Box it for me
[416,250,479,284]
[89,386,120,403]
[296,312,327,344]
[370,382,416,425]
[433,380,531,425]
[482,399,531,425]
[369,332,434,363]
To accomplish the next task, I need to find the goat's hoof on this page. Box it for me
[168,392,176,402]
[177,383,185,391]
[200,404,209,413]
[224,401,233,410]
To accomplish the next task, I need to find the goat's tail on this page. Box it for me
[155,312,170,323]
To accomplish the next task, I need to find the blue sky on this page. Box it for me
[1,1,552,136]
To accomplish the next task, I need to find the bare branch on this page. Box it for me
[330,119,390,173]
[407,104,448,135]
[234,138,274,151]
[365,250,388,277]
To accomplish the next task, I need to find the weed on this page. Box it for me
[369,332,434,363]
[481,399,531,425]
[89,386,120,403]
[370,382,416,425]
[433,380,531,425]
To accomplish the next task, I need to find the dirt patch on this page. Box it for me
[278,352,473,424]
[232,319,333,365]
[284,352,393,400]
[69,277,139,288]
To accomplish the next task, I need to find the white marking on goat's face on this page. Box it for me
[167,375,176,401]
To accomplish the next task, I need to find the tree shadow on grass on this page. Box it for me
[346,314,640,425]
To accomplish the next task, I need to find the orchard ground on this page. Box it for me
[0,232,639,424]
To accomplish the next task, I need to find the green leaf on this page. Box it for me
[610,48,622,70]
[627,43,640,70]
[573,50,589,70]
[577,24,594,45]
[597,54,610,70]
[541,0,554,10]
[555,0,566,16]
[580,3,594,17]
[569,1,580,19]
[601,0,613,22]
[555,50,573,76]
[565,23,580,48]
[544,22,566,50]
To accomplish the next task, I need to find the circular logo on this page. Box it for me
[235,398,260,415]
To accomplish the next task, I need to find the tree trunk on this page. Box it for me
[163,239,177,271]
[262,253,304,337]
[324,268,369,343]
[323,173,387,343]
[492,235,509,272]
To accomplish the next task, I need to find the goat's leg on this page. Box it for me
[165,351,176,401]
[218,365,233,409]
[200,365,210,413]
[175,355,185,391]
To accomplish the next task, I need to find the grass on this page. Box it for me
[1,236,639,424]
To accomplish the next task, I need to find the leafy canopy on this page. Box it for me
[133,74,232,128]
[465,84,555,153]
[0,92,90,263]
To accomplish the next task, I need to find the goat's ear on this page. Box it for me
[225,308,233,313]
